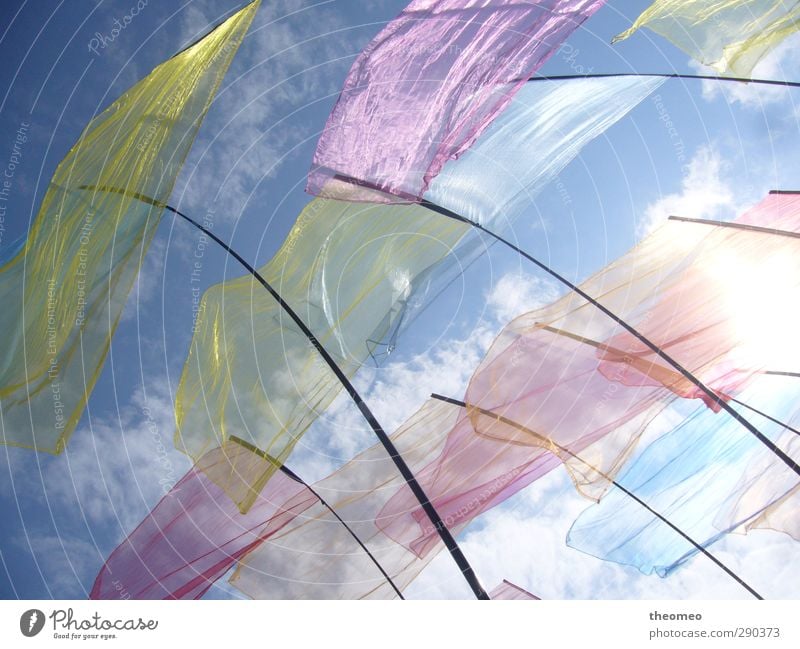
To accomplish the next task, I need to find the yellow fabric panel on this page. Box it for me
[174,197,469,511]
[0,2,260,453]
[613,0,800,77]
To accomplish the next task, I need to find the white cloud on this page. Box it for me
[637,145,737,236]
[486,273,560,324]
[289,320,498,482]
[4,379,189,535]
[121,236,167,321]
[0,377,192,597]
[11,535,100,599]
[171,0,364,220]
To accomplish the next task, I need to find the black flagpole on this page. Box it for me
[667,214,800,239]
[168,204,489,599]
[527,72,800,90]
[80,184,489,600]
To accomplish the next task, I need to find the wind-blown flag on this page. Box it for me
[91,440,317,600]
[595,192,800,404]
[566,375,799,576]
[733,471,800,542]
[489,580,541,600]
[425,75,665,225]
[715,404,800,543]
[0,1,260,453]
[376,348,672,559]
[612,0,800,77]
[308,0,606,201]
[97,400,455,600]
[376,193,800,557]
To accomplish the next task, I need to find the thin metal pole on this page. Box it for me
[728,399,800,438]
[430,394,763,600]
[527,72,800,90]
[668,214,800,239]
[538,323,800,440]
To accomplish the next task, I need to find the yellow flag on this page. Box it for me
[613,0,800,77]
[0,2,260,453]
[174,196,469,512]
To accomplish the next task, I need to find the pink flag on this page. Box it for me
[308,0,605,201]
[489,580,540,600]
[90,442,317,600]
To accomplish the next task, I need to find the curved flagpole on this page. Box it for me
[727,398,800,438]
[766,371,800,378]
[227,436,405,599]
[78,184,488,599]
[527,72,800,89]
[414,196,800,478]
[163,204,489,600]
[430,394,763,599]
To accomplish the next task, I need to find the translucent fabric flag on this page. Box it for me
[566,376,800,576]
[230,399,458,599]
[378,193,800,557]
[91,440,317,600]
[0,1,259,453]
[597,192,800,404]
[425,75,665,226]
[724,456,800,541]
[175,195,469,511]
[738,191,800,231]
[612,0,800,77]
[308,0,606,201]
[489,580,540,600]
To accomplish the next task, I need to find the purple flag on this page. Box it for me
[308,0,605,202]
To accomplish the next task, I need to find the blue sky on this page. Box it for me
[0,0,799,599]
